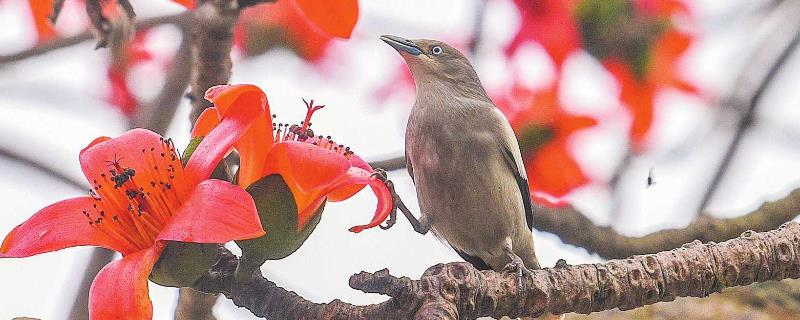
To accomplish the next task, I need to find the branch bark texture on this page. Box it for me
[193,221,800,319]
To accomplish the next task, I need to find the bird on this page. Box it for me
[380,35,541,274]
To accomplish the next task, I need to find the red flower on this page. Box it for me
[603,26,698,151]
[107,30,155,116]
[235,1,337,62]
[507,0,581,68]
[193,85,391,233]
[1,103,265,318]
[26,0,58,43]
[502,84,597,198]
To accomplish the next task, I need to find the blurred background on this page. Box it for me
[2,0,800,319]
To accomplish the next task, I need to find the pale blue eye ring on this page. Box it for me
[431,46,443,55]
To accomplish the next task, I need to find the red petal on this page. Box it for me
[204,84,268,116]
[291,0,358,39]
[326,184,364,202]
[171,0,195,9]
[1,196,131,257]
[527,141,589,197]
[333,168,392,233]
[28,0,58,43]
[184,94,263,186]
[296,195,327,230]
[191,107,221,138]
[203,85,273,187]
[263,142,350,193]
[157,179,264,243]
[234,113,273,188]
[346,154,372,172]
[79,129,166,186]
[506,0,580,67]
[88,245,163,320]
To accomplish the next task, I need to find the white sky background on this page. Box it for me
[1,0,800,319]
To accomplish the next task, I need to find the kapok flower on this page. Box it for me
[192,84,392,233]
[1,101,265,319]
[500,83,597,198]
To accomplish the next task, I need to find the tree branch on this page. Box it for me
[188,0,240,123]
[0,14,185,65]
[535,187,800,259]
[192,221,800,319]
[368,156,406,172]
[0,148,85,191]
[179,0,246,316]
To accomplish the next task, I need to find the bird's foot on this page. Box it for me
[370,169,397,230]
[371,168,430,234]
[502,259,532,296]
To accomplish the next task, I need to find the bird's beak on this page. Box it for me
[380,35,422,56]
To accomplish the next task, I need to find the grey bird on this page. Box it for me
[381,35,541,273]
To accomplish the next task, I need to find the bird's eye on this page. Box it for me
[431,46,443,55]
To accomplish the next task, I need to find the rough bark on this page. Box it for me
[192,221,800,319]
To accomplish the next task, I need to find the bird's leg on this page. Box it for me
[500,239,531,296]
[371,168,430,234]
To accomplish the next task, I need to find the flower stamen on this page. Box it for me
[84,138,190,251]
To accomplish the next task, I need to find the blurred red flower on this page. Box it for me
[507,0,581,68]
[500,84,597,198]
[107,30,155,116]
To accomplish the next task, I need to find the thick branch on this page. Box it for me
[534,187,800,259]
[194,222,800,319]
[188,0,240,123]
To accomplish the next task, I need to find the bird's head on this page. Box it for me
[381,35,482,89]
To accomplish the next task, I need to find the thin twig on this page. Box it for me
[468,0,487,57]
[0,147,85,190]
[368,155,406,172]
[695,0,800,216]
[0,14,184,65]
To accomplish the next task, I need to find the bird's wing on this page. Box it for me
[406,153,414,184]
[490,108,535,232]
[453,249,492,270]
[458,98,534,231]
[501,142,534,231]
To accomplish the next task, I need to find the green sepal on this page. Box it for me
[234,174,324,282]
[149,241,221,287]
[181,136,203,165]
[148,136,231,287]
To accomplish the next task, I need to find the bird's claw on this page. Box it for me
[371,167,429,234]
[370,168,389,182]
[502,260,532,296]
[372,168,397,230]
